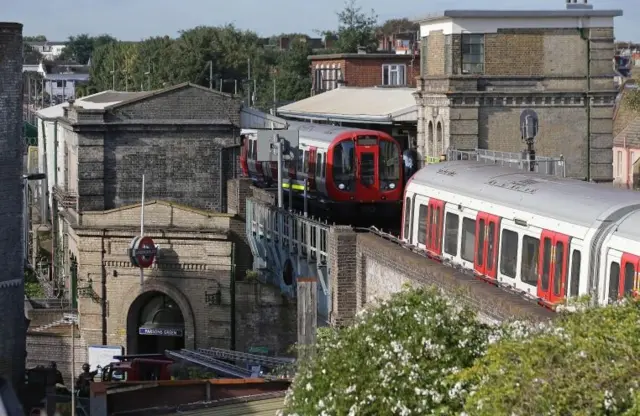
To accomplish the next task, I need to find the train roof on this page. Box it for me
[408,161,640,228]
[613,209,640,241]
[242,121,386,144]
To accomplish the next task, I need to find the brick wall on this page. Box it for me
[425,30,446,76]
[26,325,88,385]
[327,230,554,325]
[311,56,418,89]
[0,22,27,388]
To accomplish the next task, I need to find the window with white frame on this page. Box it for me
[382,64,406,86]
[461,34,484,74]
[314,64,342,92]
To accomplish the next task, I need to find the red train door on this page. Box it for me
[426,198,444,256]
[620,253,640,297]
[355,137,379,201]
[307,147,317,190]
[473,212,500,280]
[240,136,249,176]
[537,230,570,304]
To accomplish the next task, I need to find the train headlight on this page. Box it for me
[389,183,396,190]
[338,183,346,190]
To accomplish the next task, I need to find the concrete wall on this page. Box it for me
[0,21,27,387]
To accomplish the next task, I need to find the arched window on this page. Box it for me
[427,121,434,158]
[436,121,443,157]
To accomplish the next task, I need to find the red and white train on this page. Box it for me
[402,160,640,308]
[240,121,414,218]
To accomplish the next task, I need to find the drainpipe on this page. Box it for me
[101,229,107,345]
[230,242,236,350]
[51,121,58,283]
[579,20,592,181]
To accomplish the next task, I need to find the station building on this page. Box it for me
[29,83,294,380]
[414,1,623,180]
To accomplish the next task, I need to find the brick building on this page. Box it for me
[310,52,419,95]
[29,83,295,381]
[414,2,623,181]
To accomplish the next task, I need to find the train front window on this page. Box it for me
[379,139,400,190]
[333,140,355,190]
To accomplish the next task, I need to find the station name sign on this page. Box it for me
[138,327,183,337]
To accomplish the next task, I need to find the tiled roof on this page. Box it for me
[614,116,640,148]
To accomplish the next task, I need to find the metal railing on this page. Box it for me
[446,148,566,177]
[246,199,331,317]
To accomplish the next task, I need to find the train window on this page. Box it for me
[608,262,620,302]
[487,222,496,270]
[520,236,539,286]
[297,150,304,171]
[417,204,428,245]
[569,250,581,297]
[623,262,635,296]
[403,197,412,239]
[333,141,355,184]
[303,151,309,172]
[379,140,400,183]
[553,240,565,297]
[321,154,326,178]
[540,237,552,292]
[499,229,518,278]
[316,153,322,177]
[444,213,459,256]
[460,217,475,262]
[476,218,485,267]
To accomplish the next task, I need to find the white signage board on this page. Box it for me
[88,345,123,372]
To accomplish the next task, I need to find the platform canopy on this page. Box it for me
[277,87,418,125]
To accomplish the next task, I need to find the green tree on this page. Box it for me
[283,287,491,415]
[455,299,640,415]
[324,0,379,53]
[60,33,117,64]
[24,35,47,42]
[23,44,43,65]
[377,18,419,37]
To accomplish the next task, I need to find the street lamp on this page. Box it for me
[23,173,47,268]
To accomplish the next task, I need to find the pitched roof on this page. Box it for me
[614,116,640,148]
[277,86,418,124]
[35,90,151,119]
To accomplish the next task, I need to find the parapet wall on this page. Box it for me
[329,230,554,325]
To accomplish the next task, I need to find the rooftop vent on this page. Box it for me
[566,0,593,10]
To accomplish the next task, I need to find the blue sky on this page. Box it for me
[4,0,636,42]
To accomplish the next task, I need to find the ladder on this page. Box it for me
[197,347,296,367]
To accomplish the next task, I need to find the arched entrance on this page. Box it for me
[427,121,434,157]
[127,291,186,354]
[436,121,443,157]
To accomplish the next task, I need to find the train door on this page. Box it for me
[537,230,570,304]
[620,253,640,298]
[307,147,317,191]
[473,212,500,280]
[355,137,379,201]
[315,152,327,195]
[240,135,249,176]
[426,198,444,256]
[247,138,257,179]
[412,195,429,249]
[566,240,584,299]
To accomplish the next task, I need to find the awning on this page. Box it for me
[277,87,418,124]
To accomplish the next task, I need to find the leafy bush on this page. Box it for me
[283,287,491,415]
[455,299,640,416]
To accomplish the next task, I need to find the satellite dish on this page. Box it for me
[520,109,539,141]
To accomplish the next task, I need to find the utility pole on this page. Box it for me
[208,60,213,90]
[272,77,277,114]
[247,58,251,106]
[111,59,116,90]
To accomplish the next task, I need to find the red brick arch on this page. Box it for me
[124,280,196,353]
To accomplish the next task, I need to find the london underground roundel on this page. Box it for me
[130,236,157,268]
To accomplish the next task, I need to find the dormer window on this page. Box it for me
[461,34,484,74]
[382,64,406,86]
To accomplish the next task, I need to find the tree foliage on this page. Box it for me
[456,299,640,415]
[283,287,491,415]
[59,33,117,64]
[283,287,640,415]
[324,0,379,53]
[377,18,419,37]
